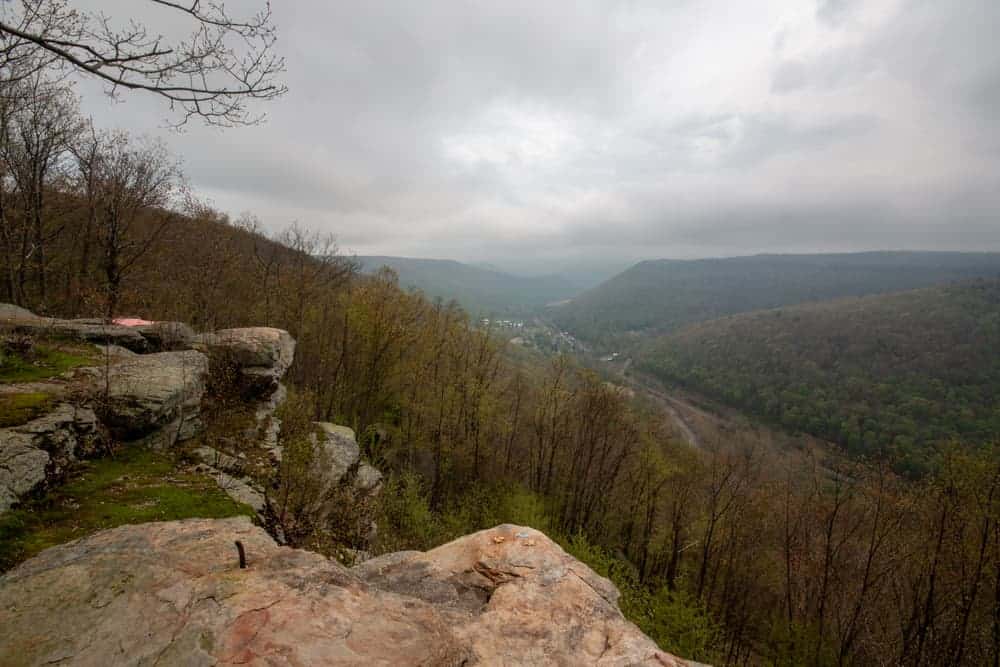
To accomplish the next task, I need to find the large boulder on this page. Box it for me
[192,327,295,394]
[0,305,149,352]
[92,350,209,443]
[46,320,149,352]
[0,518,695,666]
[353,461,383,494]
[313,422,360,481]
[356,524,686,665]
[132,321,196,351]
[0,435,47,512]
[0,404,99,512]
[253,382,286,456]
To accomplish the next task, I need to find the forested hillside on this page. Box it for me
[357,256,579,314]
[552,252,1000,344]
[640,280,1000,472]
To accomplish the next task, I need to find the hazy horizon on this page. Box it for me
[358,248,1000,282]
[75,0,1000,274]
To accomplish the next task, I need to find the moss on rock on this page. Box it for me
[0,444,254,572]
[0,392,56,427]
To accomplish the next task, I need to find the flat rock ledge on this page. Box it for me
[0,518,695,667]
[0,305,298,516]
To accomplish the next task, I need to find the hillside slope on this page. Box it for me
[357,256,579,313]
[551,252,1000,343]
[638,279,1000,471]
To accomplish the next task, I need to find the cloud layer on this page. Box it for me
[78,0,1000,274]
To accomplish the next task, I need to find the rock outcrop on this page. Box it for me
[314,421,361,480]
[4,313,150,352]
[0,517,693,666]
[0,306,304,515]
[193,327,295,394]
[0,403,99,512]
[132,321,196,351]
[91,349,209,444]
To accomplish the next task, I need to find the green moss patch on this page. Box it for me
[0,445,255,572]
[0,343,98,384]
[0,392,56,427]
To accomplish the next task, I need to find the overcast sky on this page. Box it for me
[78,0,1000,276]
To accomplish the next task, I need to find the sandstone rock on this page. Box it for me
[192,447,266,514]
[44,320,149,352]
[193,445,245,474]
[133,321,196,351]
[91,343,138,360]
[0,307,193,353]
[0,404,100,512]
[192,327,295,394]
[354,461,383,494]
[0,435,48,512]
[313,422,360,480]
[357,523,690,666]
[94,350,209,442]
[0,518,467,666]
[0,518,696,666]
[351,549,422,578]
[252,382,286,458]
[0,303,42,321]
[212,469,267,513]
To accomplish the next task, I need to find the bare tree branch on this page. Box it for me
[0,0,287,127]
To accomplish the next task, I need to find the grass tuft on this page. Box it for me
[0,444,255,572]
[0,342,99,384]
[0,392,56,427]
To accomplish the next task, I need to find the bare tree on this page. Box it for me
[91,131,182,318]
[67,118,105,311]
[0,0,287,127]
[0,0,67,86]
[0,71,82,305]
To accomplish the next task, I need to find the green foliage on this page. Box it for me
[375,471,444,552]
[376,476,553,553]
[640,280,1000,470]
[0,342,97,383]
[0,391,56,427]
[561,533,722,663]
[0,444,254,572]
[268,390,361,548]
[762,619,837,666]
[638,589,723,663]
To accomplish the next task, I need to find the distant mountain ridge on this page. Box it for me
[550,251,1000,343]
[355,256,581,314]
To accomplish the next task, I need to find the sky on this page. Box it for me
[75,0,1000,277]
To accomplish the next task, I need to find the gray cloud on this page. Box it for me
[816,0,863,27]
[73,0,1000,273]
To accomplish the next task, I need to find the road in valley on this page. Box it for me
[616,362,708,449]
[528,316,713,449]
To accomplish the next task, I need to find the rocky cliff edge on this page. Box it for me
[0,517,695,666]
